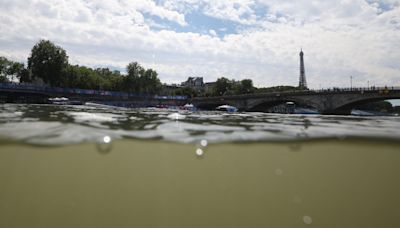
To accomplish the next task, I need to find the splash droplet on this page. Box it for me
[303,215,312,225]
[96,135,113,154]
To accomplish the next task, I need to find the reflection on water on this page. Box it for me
[0,104,399,145]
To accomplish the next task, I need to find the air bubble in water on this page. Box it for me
[275,168,283,176]
[337,135,346,140]
[196,148,204,157]
[289,144,301,152]
[103,135,111,144]
[303,119,311,129]
[293,196,302,204]
[200,139,208,147]
[303,215,312,225]
[96,135,113,154]
[297,132,308,139]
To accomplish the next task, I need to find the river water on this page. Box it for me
[1,104,400,227]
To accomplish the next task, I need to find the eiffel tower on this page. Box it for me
[299,49,307,89]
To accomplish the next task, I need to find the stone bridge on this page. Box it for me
[193,87,400,115]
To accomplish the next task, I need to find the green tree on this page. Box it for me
[125,62,143,92]
[213,77,231,96]
[7,62,25,82]
[174,87,197,98]
[28,40,69,86]
[141,69,161,94]
[0,57,10,82]
[239,79,255,94]
[124,62,161,94]
[0,56,29,83]
[107,71,124,91]
[18,67,31,83]
[230,79,255,95]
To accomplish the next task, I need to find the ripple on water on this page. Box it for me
[0,104,400,145]
[0,121,122,145]
[65,111,124,122]
[167,113,186,120]
[62,111,127,129]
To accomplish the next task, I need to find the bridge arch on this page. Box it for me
[326,95,400,115]
[192,88,400,114]
[247,97,321,112]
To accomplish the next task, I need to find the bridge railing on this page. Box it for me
[0,83,187,100]
[309,86,400,94]
[256,86,400,95]
[193,86,400,101]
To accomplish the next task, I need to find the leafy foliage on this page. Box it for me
[0,57,9,82]
[2,40,262,97]
[173,87,198,98]
[255,86,301,93]
[233,79,255,94]
[28,40,69,86]
[211,77,255,96]
[0,56,29,83]
[213,77,232,96]
[0,40,163,94]
[125,62,162,93]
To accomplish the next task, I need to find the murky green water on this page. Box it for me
[1,104,400,227]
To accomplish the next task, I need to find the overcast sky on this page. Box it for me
[0,0,399,89]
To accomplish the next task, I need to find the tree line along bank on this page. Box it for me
[0,40,302,97]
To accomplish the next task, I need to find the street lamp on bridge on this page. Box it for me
[350,76,353,90]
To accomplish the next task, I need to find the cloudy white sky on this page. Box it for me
[0,0,399,89]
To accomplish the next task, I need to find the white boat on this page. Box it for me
[182,103,196,111]
[84,102,117,108]
[48,97,69,105]
[216,105,238,113]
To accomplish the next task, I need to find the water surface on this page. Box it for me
[0,104,399,144]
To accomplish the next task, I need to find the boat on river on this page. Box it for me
[181,103,196,111]
[48,97,83,105]
[216,105,238,113]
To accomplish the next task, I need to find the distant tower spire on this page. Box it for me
[299,49,307,89]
